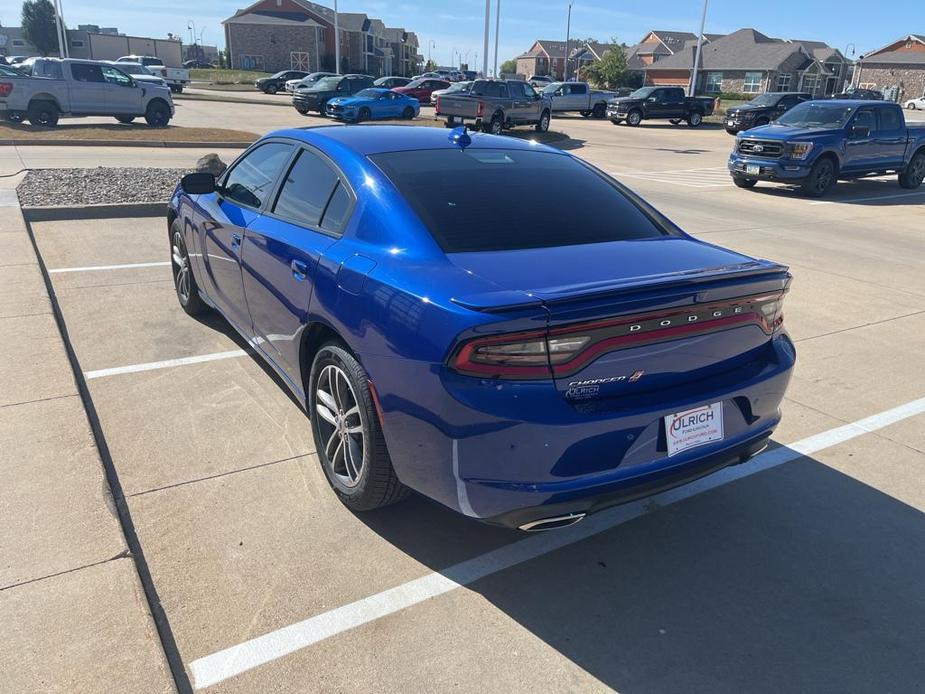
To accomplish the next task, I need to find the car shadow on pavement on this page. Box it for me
[357,450,925,692]
[746,177,925,206]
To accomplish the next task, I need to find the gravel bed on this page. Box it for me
[16,167,191,207]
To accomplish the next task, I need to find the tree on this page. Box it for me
[499,58,517,76]
[424,58,437,72]
[583,41,629,89]
[21,0,58,57]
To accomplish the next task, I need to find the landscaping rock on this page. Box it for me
[196,154,227,177]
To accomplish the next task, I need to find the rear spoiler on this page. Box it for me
[451,260,790,313]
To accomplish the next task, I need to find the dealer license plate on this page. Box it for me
[726,119,734,126]
[746,164,760,176]
[665,402,724,457]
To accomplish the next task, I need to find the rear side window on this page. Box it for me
[472,81,501,97]
[371,149,670,253]
[223,142,293,209]
[273,149,340,229]
[879,107,902,131]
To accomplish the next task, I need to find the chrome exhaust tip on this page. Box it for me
[519,512,586,532]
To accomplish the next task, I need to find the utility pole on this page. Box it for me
[482,0,490,78]
[333,0,340,74]
[564,1,573,81]
[688,0,708,96]
[54,0,69,58]
[492,0,500,77]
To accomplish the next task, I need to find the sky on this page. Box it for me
[1,0,920,70]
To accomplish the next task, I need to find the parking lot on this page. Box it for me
[12,102,925,693]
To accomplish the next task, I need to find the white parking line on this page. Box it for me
[188,395,925,689]
[609,166,731,188]
[809,190,925,206]
[48,261,171,274]
[83,350,248,380]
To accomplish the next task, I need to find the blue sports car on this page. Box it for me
[168,126,795,530]
[326,88,419,122]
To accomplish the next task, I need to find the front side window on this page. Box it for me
[743,72,762,94]
[222,143,293,209]
[273,149,341,229]
[853,109,875,131]
[371,149,671,253]
[101,65,133,87]
[705,72,722,93]
[71,63,105,83]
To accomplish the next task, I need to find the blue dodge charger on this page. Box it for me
[326,87,419,122]
[168,125,795,530]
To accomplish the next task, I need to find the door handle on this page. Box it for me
[291,259,308,280]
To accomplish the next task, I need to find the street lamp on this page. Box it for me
[564,1,573,81]
[429,40,435,65]
[688,0,708,96]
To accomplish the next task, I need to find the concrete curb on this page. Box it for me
[22,201,166,222]
[177,92,293,107]
[0,139,252,148]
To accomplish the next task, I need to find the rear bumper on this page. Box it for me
[728,153,812,182]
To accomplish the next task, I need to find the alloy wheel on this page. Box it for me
[813,161,834,193]
[315,364,365,488]
[171,231,191,304]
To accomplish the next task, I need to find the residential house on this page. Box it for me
[626,30,723,72]
[855,34,925,102]
[515,40,570,80]
[643,28,849,97]
[570,41,618,74]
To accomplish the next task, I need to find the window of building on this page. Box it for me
[743,72,762,93]
[71,40,85,48]
[12,39,25,47]
[240,55,264,71]
[803,74,819,92]
[776,73,791,92]
[705,72,722,93]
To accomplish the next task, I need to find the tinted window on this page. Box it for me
[223,143,293,209]
[101,65,132,87]
[320,183,351,234]
[572,83,587,94]
[371,149,669,253]
[879,107,902,131]
[471,81,501,97]
[853,109,876,130]
[71,63,105,83]
[498,83,509,98]
[273,149,340,228]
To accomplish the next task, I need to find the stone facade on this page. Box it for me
[226,23,322,72]
[854,65,925,101]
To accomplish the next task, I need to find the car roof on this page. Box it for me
[266,125,563,157]
[818,99,890,106]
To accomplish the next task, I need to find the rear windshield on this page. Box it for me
[370,149,670,253]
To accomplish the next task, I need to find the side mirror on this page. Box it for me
[850,125,870,138]
[180,172,216,195]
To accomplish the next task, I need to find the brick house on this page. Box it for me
[515,40,569,80]
[854,34,925,102]
[644,28,849,97]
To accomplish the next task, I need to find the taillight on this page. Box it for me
[0,83,12,97]
[434,95,440,113]
[476,101,484,117]
[450,291,786,380]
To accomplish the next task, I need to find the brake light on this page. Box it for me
[450,292,786,379]
[0,83,12,97]
[434,95,440,113]
[476,101,484,118]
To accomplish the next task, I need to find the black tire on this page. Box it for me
[266,84,278,95]
[27,100,59,128]
[169,85,184,94]
[609,118,623,125]
[800,157,837,197]
[908,104,917,110]
[144,100,171,127]
[115,115,135,124]
[357,107,371,123]
[733,176,758,189]
[899,151,925,189]
[484,113,503,135]
[318,100,328,117]
[308,343,409,511]
[295,107,309,115]
[591,102,607,119]
[626,110,642,126]
[669,118,682,125]
[5,113,24,123]
[579,110,591,118]
[535,110,550,133]
[401,106,415,120]
[687,111,703,127]
[169,219,207,316]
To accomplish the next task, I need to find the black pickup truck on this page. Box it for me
[724,92,811,134]
[607,86,715,127]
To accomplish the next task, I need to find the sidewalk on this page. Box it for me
[0,179,176,692]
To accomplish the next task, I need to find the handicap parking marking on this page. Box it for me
[48,261,172,274]
[83,349,249,380]
[809,190,925,206]
[609,166,732,188]
[188,395,925,690]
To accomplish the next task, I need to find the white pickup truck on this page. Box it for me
[117,55,189,93]
[0,58,174,127]
[541,81,616,118]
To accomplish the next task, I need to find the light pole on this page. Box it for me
[53,0,68,58]
[492,0,501,77]
[688,0,708,96]
[333,0,340,74]
[187,20,197,62]
[564,1,573,81]
[482,0,490,78]
[428,40,435,65]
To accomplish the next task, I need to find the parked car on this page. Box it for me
[462,70,479,80]
[528,74,554,89]
[116,55,189,93]
[414,71,443,80]
[431,81,472,100]
[607,86,715,127]
[904,96,925,110]
[183,60,215,69]
[373,76,412,89]
[612,87,635,98]
[288,72,337,94]
[0,58,173,127]
[6,56,28,66]
[292,74,374,115]
[103,61,167,89]
[831,87,883,100]
[542,81,614,118]
[255,70,308,95]
[326,87,419,122]
[168,125,794,529]
[436,79,552,134]
[729,100,925,197]
[392,78,450,104]
[724,92,811,134]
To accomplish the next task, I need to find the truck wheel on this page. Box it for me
[144,100,171,127]
[28,101,59,128]
[357,107,371,123]
[484,113,503,135]
[318,101,328,117]
[592,103,606,118]
[295,107,309,115]
[626,110,642,126]
[609,118,623,125]
[535,110,550,133]
[899,151,925,189]
[800,157,837,197]
[669,118,681,125]
[687,111,703,127]
[115,116,135,124]
[266,84,278,95]
[579,110,591,118]
[733,176,758,189]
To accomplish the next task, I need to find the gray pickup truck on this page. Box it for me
[435,79,552,134]
[0,58,174,127]
[541,81,615,118]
